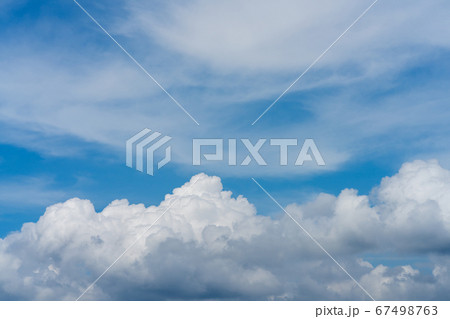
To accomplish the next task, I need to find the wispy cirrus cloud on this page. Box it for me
[0,176,67,207]
[1,0,450,178]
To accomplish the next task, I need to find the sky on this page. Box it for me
[1,0,450,300]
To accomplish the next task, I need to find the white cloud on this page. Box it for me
[0,52,194,150]
[128,0,450,74]
[0,176,67,207]
[0,160,450,300]
[1,0,450,177]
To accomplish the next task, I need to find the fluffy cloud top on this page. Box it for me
[1,160,450,300]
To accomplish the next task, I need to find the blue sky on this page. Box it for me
[1,0,450,300]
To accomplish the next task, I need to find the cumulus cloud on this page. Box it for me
[0,160,450,300]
